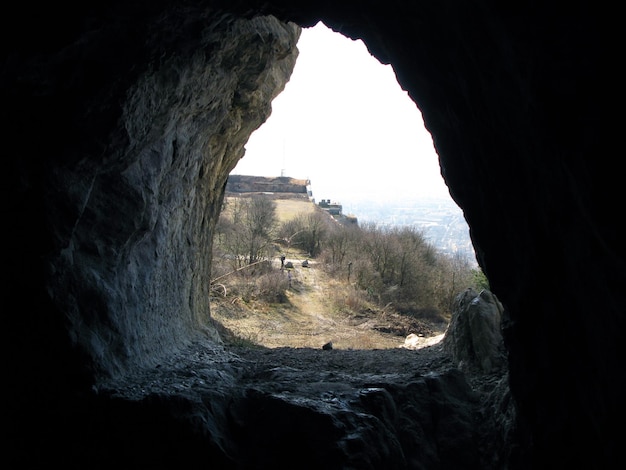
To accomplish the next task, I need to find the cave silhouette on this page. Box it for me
[3,1,620,469]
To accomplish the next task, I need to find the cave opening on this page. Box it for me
[232,21,452,204]
[211,22,483,352]
[4,3,618,467]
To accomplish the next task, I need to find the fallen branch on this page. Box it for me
[210,259,268,284]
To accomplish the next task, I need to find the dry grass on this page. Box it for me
[212,195,448,350]
[273,198,316,223]
[222,195,316,224]
[210,251,447,350]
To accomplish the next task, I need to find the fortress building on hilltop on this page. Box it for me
[318,199,358,225]
[317,199,343,216]
[226,174,312,198]
[225,175,357,225]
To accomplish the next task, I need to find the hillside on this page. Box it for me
[211,193,448,350]
[211,254,447,350]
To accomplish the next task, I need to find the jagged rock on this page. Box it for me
[224,347,484,469]
[443,289,505,373]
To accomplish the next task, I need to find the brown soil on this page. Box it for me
[211,257,448,352]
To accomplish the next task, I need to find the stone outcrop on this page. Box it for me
[443,289,505,373]
[8,9,300,377]
[3,1,621,469]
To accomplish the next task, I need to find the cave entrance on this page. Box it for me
[211,22,481,351]
[234,21,454,210]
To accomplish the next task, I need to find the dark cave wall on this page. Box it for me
[243,2,622,463]
[4,4,300,378]
[2,0,621,468]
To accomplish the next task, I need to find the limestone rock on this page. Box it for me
[35,12,300,375]
[443,288,505,373]
[403,333,421,349]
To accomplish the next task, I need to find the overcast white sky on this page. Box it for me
[231,21,452,204]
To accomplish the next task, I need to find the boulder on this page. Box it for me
[443,288,505,373]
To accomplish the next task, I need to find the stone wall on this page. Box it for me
[226,175,309,194]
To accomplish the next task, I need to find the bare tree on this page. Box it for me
[323,222,356,267]
[214,196,277,266]
[277,209,330,257]
[242,196,277,264]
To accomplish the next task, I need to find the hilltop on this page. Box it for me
[225,174,358,224]
[226,174,310,195]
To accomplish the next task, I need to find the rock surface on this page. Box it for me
[443,289,505,373]
[98,341,510,469]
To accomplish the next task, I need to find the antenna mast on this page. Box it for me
[280,138,286,177]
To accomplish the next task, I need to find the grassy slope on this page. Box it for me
[212,194,447,350]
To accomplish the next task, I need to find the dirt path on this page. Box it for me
[212,257,446,350]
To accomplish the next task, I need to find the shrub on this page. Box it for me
[256,270,290,303]
[472,268,490,291]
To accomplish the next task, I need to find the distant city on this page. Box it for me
[330,196,478,266]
